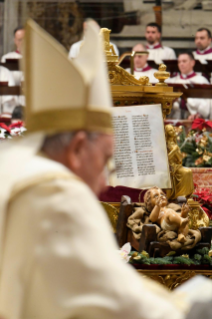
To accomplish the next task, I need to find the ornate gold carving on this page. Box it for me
[100,27,151,86]
[154,64,170,86]
[101,202,119,233]
[138,269,212,290]
[100,28,119,63]
[187,198,209,229]
[109,64,151,86]
[165,124,194,200]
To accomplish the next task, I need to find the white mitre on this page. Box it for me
[0,19,113,265]
[23,19,113,134]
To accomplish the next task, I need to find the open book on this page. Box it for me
[109,104,171,190]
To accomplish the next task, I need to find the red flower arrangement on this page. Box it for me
[192,187,212,219]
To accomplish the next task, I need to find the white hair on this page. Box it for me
[41,131,100,158]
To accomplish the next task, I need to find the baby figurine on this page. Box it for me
[144,187,190,243]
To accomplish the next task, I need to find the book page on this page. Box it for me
[109,104,171,189]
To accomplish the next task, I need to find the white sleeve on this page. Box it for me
[170,48,176,60]
[68,42,80,59]
[0,67,17,112]
[111,42,119,56]
[165,48,176,60]
[29,178,184,319]
[1,54,6,63]
[187,98,210,118]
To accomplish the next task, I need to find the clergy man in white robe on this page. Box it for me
[0,66,17,114]
[145,22,176,64]
[0,19,190,319]
[69,20,119,59]
[167,52,211,120]
[125,43,158,83]
[1,27,24,86]
[193,28,212,64]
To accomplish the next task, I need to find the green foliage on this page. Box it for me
[194,254,202,261]
[173,256,195,266]
[196,247,209,256]
[129,246,212,266]
[177,128,212,167]
[202,254,212,265]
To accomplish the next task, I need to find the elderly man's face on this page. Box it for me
[14,29,25,53]
[68,132,114,196]
[134,53,148,69]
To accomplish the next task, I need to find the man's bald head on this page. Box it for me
[132,43,149,70]
[133,43,146,52]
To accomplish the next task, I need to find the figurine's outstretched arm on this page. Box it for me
[149,202,161,223]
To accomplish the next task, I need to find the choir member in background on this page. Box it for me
[167,52,211,120]
[68,19,119,59]
[125,43,158,83]
[0,66,17,114]
[145,22,176,64]
[193,28,212,63]
[1,26,25,86]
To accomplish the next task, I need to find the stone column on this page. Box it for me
[3,0,19,55]
[0,3,4,57]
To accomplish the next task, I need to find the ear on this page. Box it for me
[191,59,195,68]
[66,131,89,172]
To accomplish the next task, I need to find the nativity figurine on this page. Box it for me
[127,187,201,251]
[144,187,189,243]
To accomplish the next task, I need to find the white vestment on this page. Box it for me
[167,72,211,119]
[69,39,119,59]
[146,43,176,64]
[1,51,23,86]
[193,47,212,83]
[125,64,158,83]
[0,134,185,319]
[193,47,212,63]
[0,66,17,114]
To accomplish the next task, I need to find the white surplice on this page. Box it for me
[167,72,211,119]
[0,66,17,113]
[146,43,176,64]
[1,51,23,86]
[125,64,158,83]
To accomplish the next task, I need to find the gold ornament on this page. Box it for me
[187,198,209,229]
[165,124,194,200]
[195,157,204,166]
[141,251,150,258]
[199,135,208,148]
[181,254,189,259]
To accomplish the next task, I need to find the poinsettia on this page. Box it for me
[0,121,26,139]
[193,188,212,219]
[174,120,212,168]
